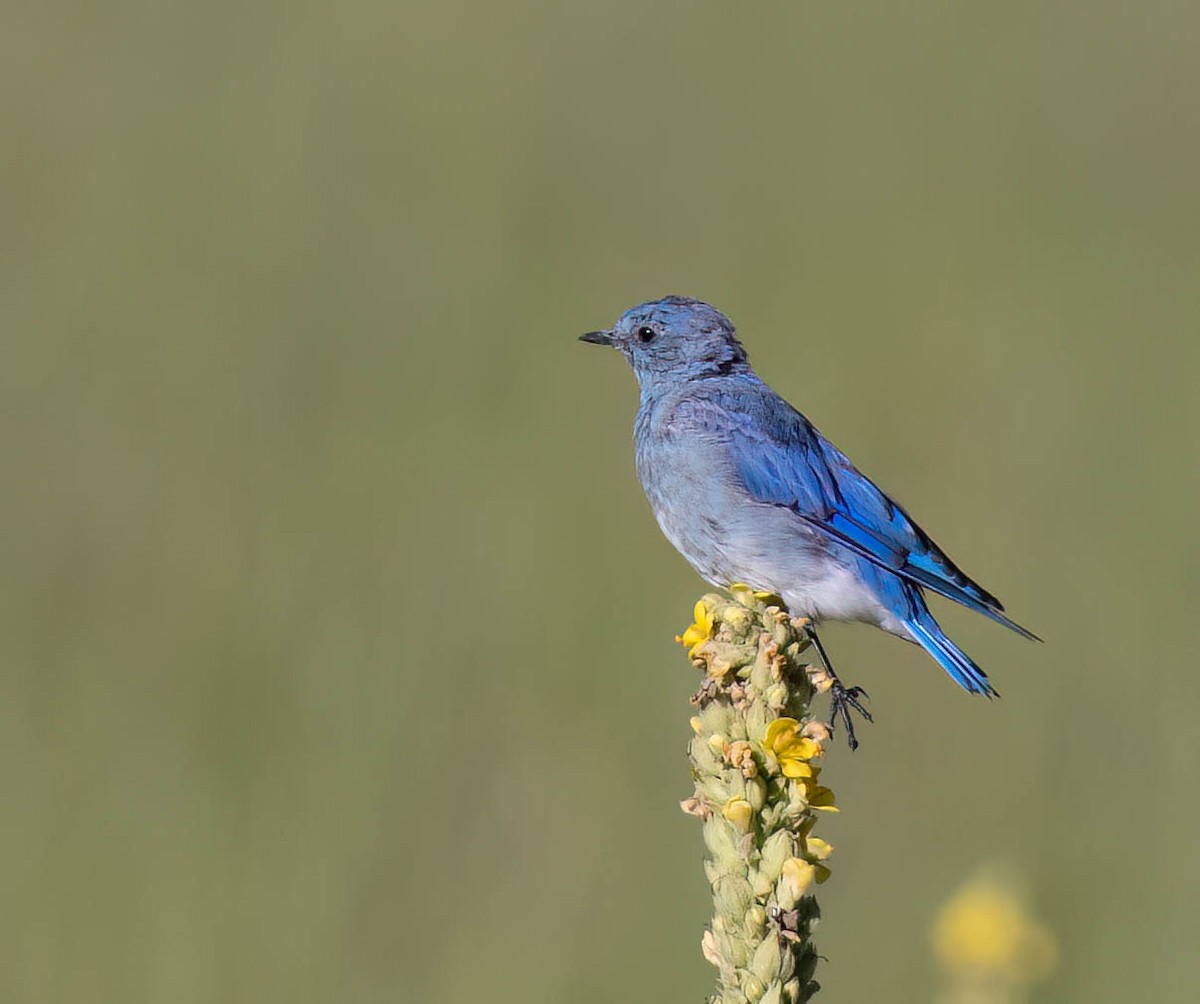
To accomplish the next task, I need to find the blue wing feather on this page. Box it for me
[707,384,1038,642]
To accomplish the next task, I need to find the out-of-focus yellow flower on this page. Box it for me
[933,876,1057,983]
[763,717,824,778]
[676,600,714,656]
[721,796,754,833]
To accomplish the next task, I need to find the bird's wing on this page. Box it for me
[677,388,1037,640]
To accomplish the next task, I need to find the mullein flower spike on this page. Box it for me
[678,590,839,1004]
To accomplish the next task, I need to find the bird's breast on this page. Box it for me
[634,418,743,585]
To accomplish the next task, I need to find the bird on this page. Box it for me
[580,295,1037,748]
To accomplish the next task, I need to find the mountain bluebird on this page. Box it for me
[581,295,1036,748]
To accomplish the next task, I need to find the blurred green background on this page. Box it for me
[3,1,1197,1001]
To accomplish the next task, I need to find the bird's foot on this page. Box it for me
[829,681,873,752]
[802,624,874,750]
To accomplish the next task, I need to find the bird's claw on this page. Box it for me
[829,681,873,751]
[801,624,874,750]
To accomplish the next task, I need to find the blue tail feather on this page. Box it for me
[907,615,999,698]
[903,566,1041,642]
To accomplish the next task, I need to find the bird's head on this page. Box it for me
[580,296,750,390]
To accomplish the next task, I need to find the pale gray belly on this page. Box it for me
[636,438,900,631]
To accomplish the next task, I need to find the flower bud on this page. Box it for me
[721,796,754,833]
[750,934,783,985]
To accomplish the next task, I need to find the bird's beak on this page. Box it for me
[579,329,614,346]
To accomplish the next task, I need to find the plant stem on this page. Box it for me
[678,588,838,1004]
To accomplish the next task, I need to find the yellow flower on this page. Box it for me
[803,836,833,861]
[721,796,754,833]
[729,582,785,607]
[801,835,833,884]
[763,717,824,778]
[675,600,714,656]
[933,877,1057,982]
[780,857,818,899]
[802,780,839,813]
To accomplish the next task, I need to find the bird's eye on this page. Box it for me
[636,326,656,343]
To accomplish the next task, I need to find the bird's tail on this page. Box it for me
[906,612,999,698]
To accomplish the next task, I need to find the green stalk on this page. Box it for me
[678,588,839,1004]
